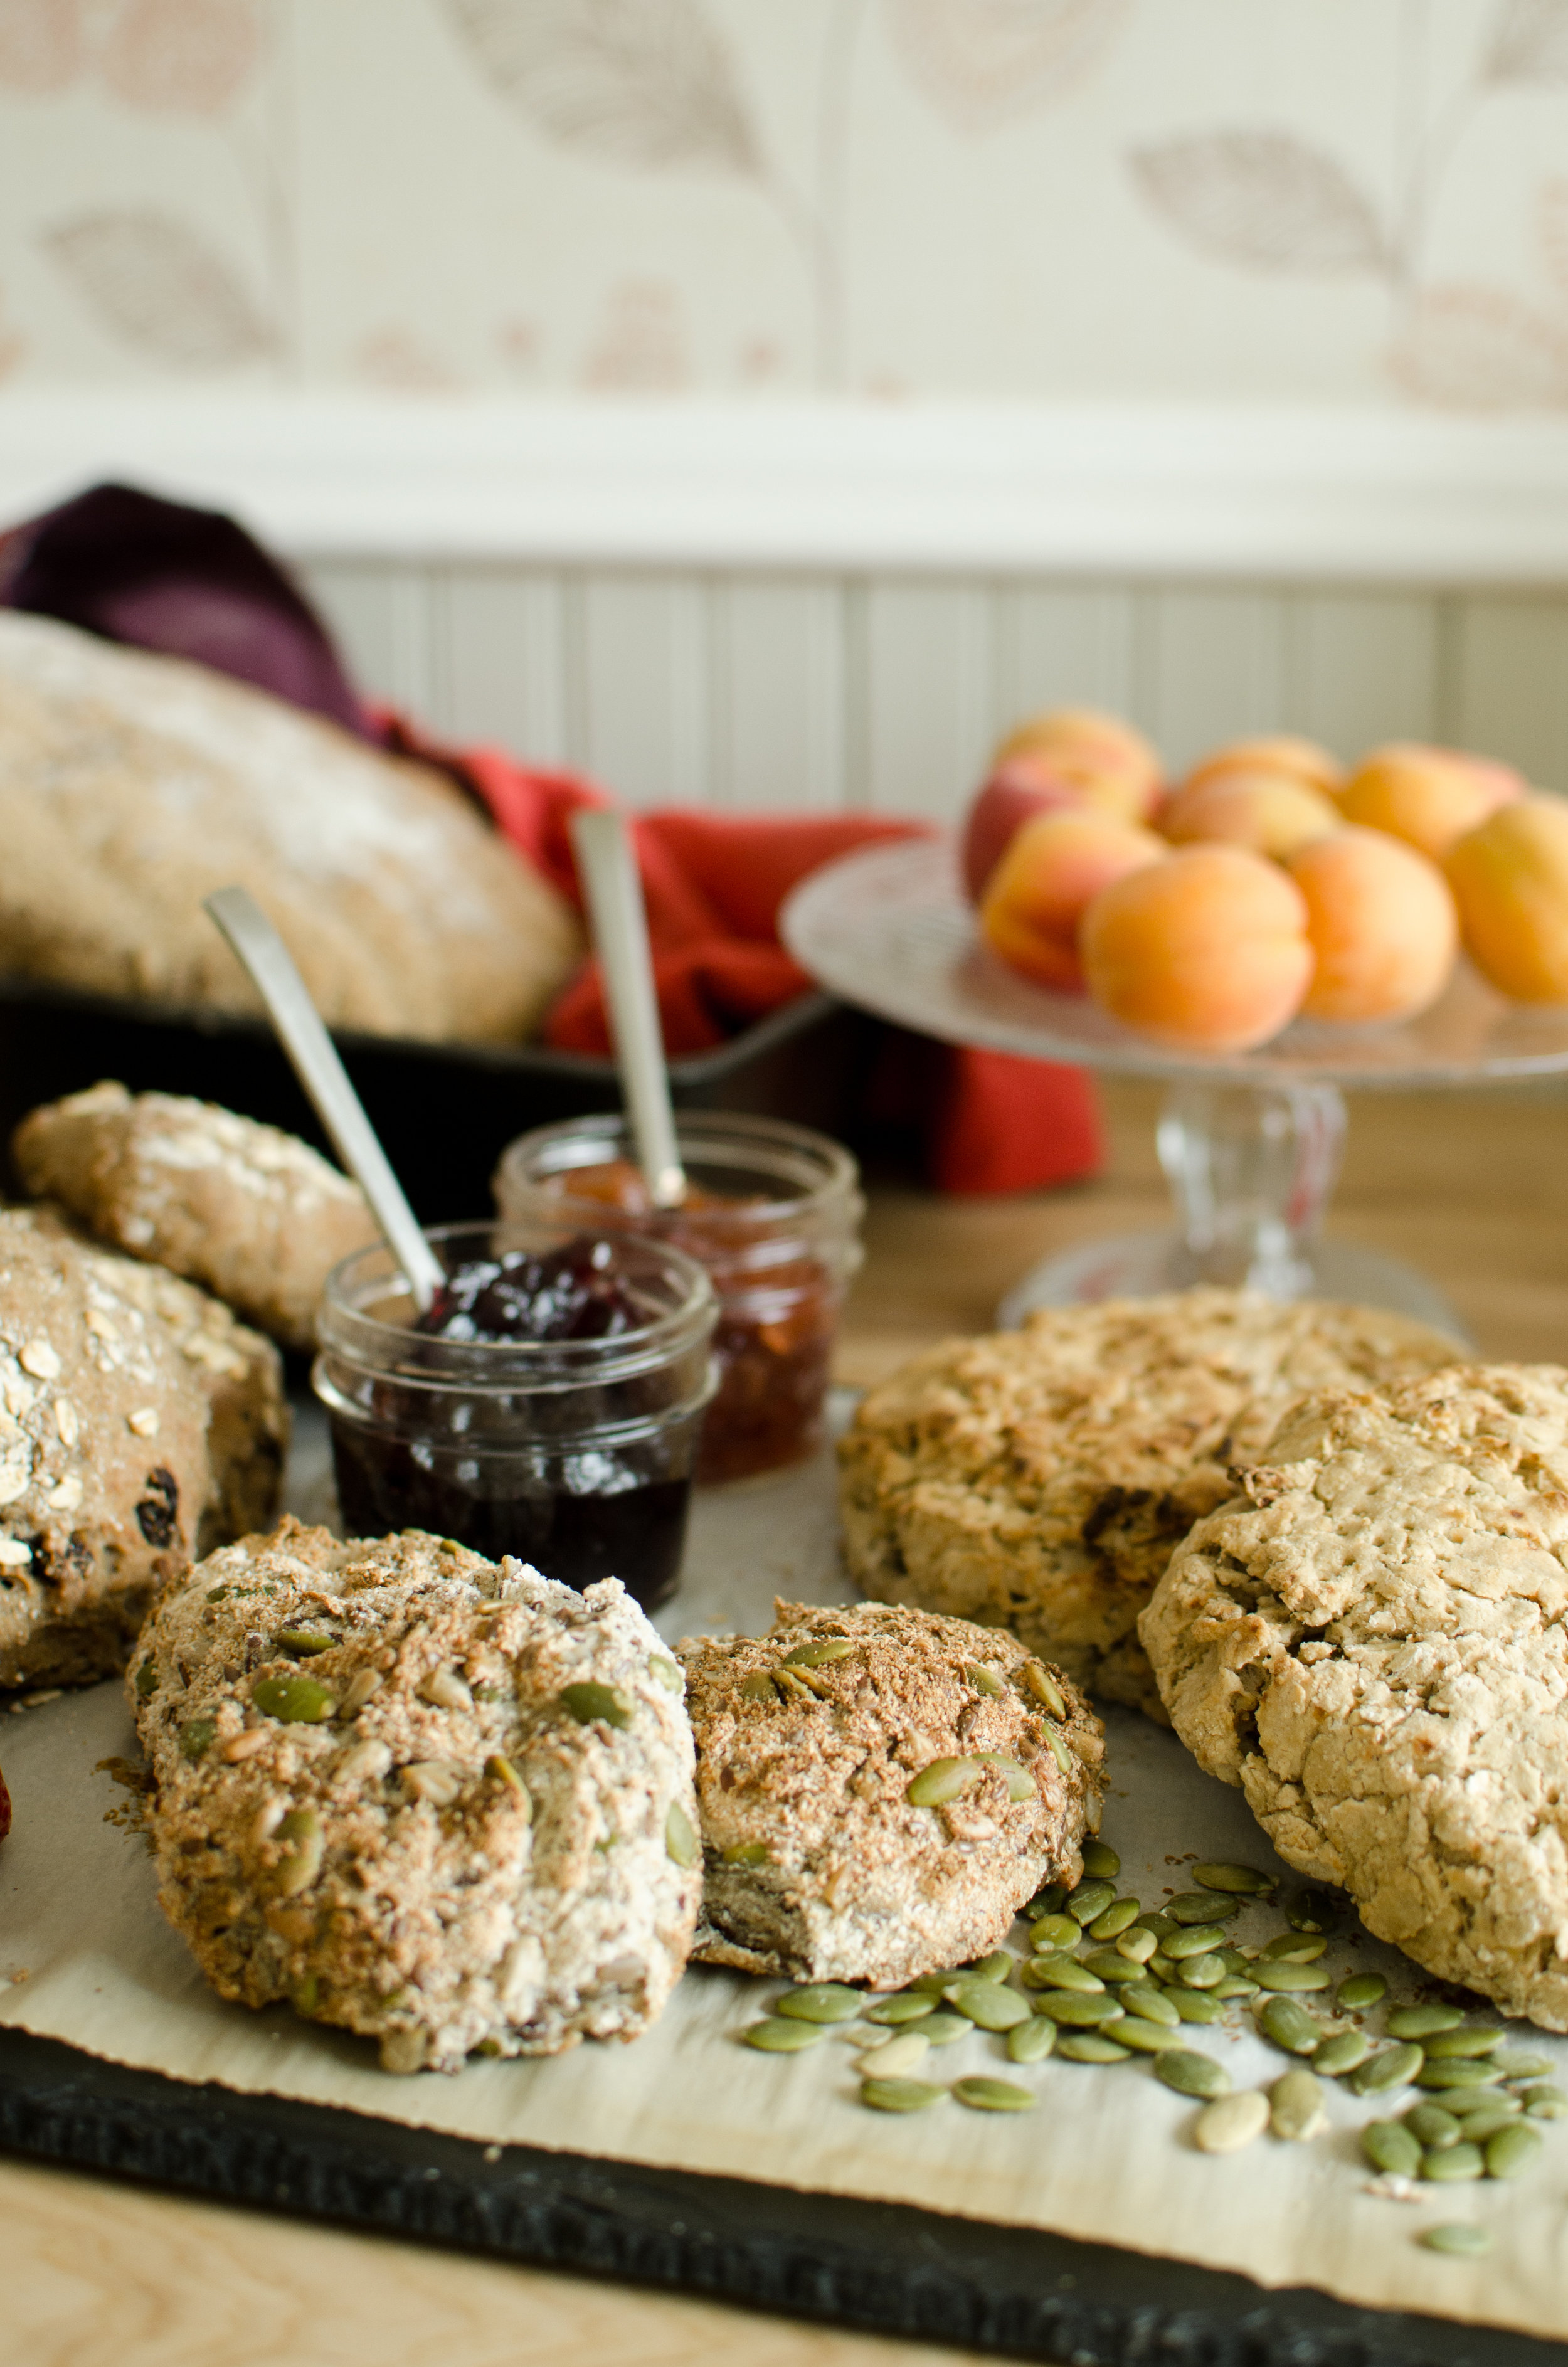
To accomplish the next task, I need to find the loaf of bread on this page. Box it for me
[0,610,581,1043]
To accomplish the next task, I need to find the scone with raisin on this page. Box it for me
[132,1519,702,2072]
[680,1599,1103,1988]
[14,1082,378,1352]
[0,1208,285,1688]
[1139,1365,1568,2030]
[840,1289,1458,1720]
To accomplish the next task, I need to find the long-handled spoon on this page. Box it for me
[204,885,445,1313]
[568,809,686,1209]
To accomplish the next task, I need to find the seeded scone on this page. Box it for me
[1139,1365,1568,2030]
[839,1289,1458,1720]
[14,1082,378,1351]
[679,1600,1103,1987]
[132,1518,702,2072]
[0,1208,285,1689]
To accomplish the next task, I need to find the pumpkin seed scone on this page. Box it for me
[132,1518,701,2072]
[839,1289,1458,1720]
[680,1600,1103,1988]
[1139,1365,1568,2029]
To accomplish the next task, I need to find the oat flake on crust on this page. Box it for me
[839,1289,1459,1720]
[1140,1364,1568,2031]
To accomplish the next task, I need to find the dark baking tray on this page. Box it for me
[0,2026,1550,2367]
[0,978,879,1224]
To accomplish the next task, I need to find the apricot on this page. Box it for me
[962,760,1091,900]
[980,809,1166,993]
[1157,770,1340,860]
[1445,795,1568,1002]
[1185,734,1344,799]
[1286,827,1457,1023]
[1080,844,1313,1052]
[1340,743,1525,858]
[992,707,1162,822]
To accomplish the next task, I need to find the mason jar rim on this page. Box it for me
[495,1109,861,1228]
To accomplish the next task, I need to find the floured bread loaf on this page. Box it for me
[0,610,581,1043]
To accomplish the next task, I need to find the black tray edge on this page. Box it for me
[0,2027,1553,2367]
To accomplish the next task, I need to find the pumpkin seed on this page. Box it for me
[1168,1988,1225,2025]
[1420,2224,1492,2258]
[1313,2030,1371,2077]
[1421,2142,1484,2183]
[953,2077,1035,2112]
[775,1984,862,2023]
[1146,1952,1179,1983]
[1253,1961,1331,1993]
[1041,1726,1074,1776]
[973,1751,1036,1802]
[1258,1998,1322,2055]
[861,2077,946,2112]
[774,1668,818,1703]
[1486,2121,1544,2178]
[270,1809,324,1897]
[1451,2085,1522,2114]
[179,1716,216,1762]
[866,1993,937,2025]
[1116,1927,1158,1966]
[134,1658,157,1698]
[559,1682,631,1730]
[906,1757,983,1808]
[1165,1924,1229,1961]
[908,1969,958,1992]
[856,2031,931,2080]
[1089,1897,1142,1941]
[744,2018,828,2052]
[968,1950,1015,1983]
[1056,2031,1131,2062]
[781,1638,855,1667]
[664,1800,699,1868]
[1079,1951,1149,1986]
[919,2011,973,2047]
[721,1841,770,1867]
[1036,1991,1126,2028]
[1404,2103,1461,2149]
[1495,2052,1554,2082]
[1191,1861,1274,1896]
[1523,2087,1568,2119]
[1362,2119,1424,2178]
[1030,1913,1083,1954]
[276,1629,334,1657]
[1167,1891,1241,1925]
[740,1671,780,1703]
[1452,2107,1523,2144]
[485,1754,529,1808]
[650,1655,682,1690]
[1022,1662,1068,1718]
[1064,1878,1116,1925]
[1079,1837,1120,1881]
[1030,1882,1067,1917]
[1416,2060,1503,2091]
[1155,2049,1230,2100]
[1336,1973,1387,2011]
[1387,2004,1464,2040]
[1025,1956,1104,1994]
[1422,2026,1504,2060]
[965,1662,1004,1698]
[251,1673,336,1724]
[1211,1976,1261,2001]
[1260,1932,1328,1964]
[1285,1890,1337,1932]
[1173,1954,1226,1991]
[1133,1912,1177,1941]
[1351,2043,1425,2096]
[946,1981,1030,2032]
[1195,2090,1271,2153]
[1270,2068,1327,2141]
[1115,2016,1181,2055]
[1008,2014,1057,2064]
[1121,1981,1179,2028]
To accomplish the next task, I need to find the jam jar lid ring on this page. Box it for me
[497,1109,862,1231]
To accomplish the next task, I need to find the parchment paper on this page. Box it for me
[3,1405,1566,2342]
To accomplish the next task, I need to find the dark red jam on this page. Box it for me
[414,1241,654,1344]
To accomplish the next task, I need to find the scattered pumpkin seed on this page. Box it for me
[1168,1989,1226,2025]
[1404,2103,1462,2149]
[1216,1948,1251,1973]
[649,1655,682,1691]
[1259,1932,1328,1964]
[1116,1927,1158,1966]
[906,1757,983,1808]
[1253,1961,1331,1993]
[965,1662,1004,1698]
[1080,1952,1148,1987]
[1270,2068,1327,2141]
[1079,1837,1120,1881]
[908,1969,958,1993]
[179,1716,216,1762]
[1035,1991,1126,2028]
[1030,1914,1083,1954]
[1420,2224,1492,2258]
[1452,2107,1523,2144]
[856,2031,931,2080]
[1523,2087,1568,2119]
[775,1984,862,2023]
[1284,1890,1337,1932]
[861,2077,946,2112]
[1064,1878,1117,1925]
[781,1638,856,1668]
[1165,1924,1229,1961]
[946,1981,1030,2031]
[1155,2049,1231,2100]
[1195,2090,1271,2153]
[1115,2016,1181,2055]
[1056,2032,1131,2062]
[866,1993,937,2025]
[1030,1882,1068,1917]
[1258,1998,1323,2055]
[1089,1897,1142,1941]
[1416,2060,1503,2091]
[1422,2026,1504,2060]
[1008,2015,1057,2063]
[1351,2043,1425,2096]
[664,1800,699,1868]
[953,2077,1034,2112]
[1362,2119,1424,2178]
[251,1673,336,1724]
[1451,2084,1522,2113]
[1133,1912,1177,1941]
[721,1841,771,1867]
[1192,1861,1274,1895]
[1211,1976,1261,2001]
[1313,2030,1371,2078]
[1173,1954,1226,1991]
[559,1682,631,1730]
[1421,2142,1484,2183]
[1022,1662,1068,1718]
[1146,1952,1179,1983]
[1025,1956,1104,1994]
[1336,1973,1387,2011]
[1387,2004,1464,2040]
[968,1950,1014,1983]
[1486,2121,1544,2178]
[1495,2052,1554,2082]
[973,1751,1036,1801]
[744,2018,828,2052]
[740,1671,780,1703]
[919,2011,973,2047]
[1121,1981,1179,2028]
[1166,1892,1241,1925]
[270,1808,324,1897]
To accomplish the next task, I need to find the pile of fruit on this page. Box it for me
[965,709,1568,1052]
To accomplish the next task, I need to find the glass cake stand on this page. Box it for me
[781,838,1568,1337]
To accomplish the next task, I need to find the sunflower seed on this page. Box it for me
[1416,2060,1503,2091]
[1258,1998,1323,2055]
[861,2077,946,2112]
[269,1808,324,1897]
[1079,1837,1120,1881]
[1121,1981,1179,2028]
[1336,1973,1387,2011]
[1352,2043,1426,2096]
[1089,1897,1142,1941]
[1421,2142,1484,2183]
[781,1638,856,1667]
[401,1759,462,1806]
[1362,2119,1423,2177]
[1285,1890,1337,1932]
[866,1993,937,2025]
[1260,1932,1328,1964]
[953,2077,1034,2112]
[1057,2031,1131,2062]
[1253,1961,1331,1993]
[1155,2050,1230,2099]
[1168,1989,1226,2025]
[1035,1991,1126,2027]
[1313,2030,1372,2078]
[1195,2090,1271,2153]
[1422,2026,1504,2060]
[559,1682,631,1730]
[1165,1924,1229,1961]
[1024,1956,1104,1994]
[1115,2016,1181,2055]
[1270,2068,1327,2141]
[422,1667,473,1712]
[856,2031,931,2079]
[1191,1862,1274,1896]
[664,1799,699,1868]
[339,1668,383,1717]
[1404,2103,1461,2149]
[1030,1914,1083,1954]
[1065,1878,1116,1925]
[1388,2004,1464,2040]
[1116,1927,1158,1966]
[965,1662,1004,1697]
[337,1738,393,1787]
[1486,2121,1544,2178]
[1022,1662,1068,1718]
[1419,2224,1492,2257]
[743,2018,827,2052]
[1008,2014,1058,2063]
[906,1757,983,1808]
[946,1981,1030,2031]
[775,1984,862,2023]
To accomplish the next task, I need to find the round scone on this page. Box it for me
[14,1082,378,1351]
[0,1207,284,1689]
[1139,1365,1568,2029]
[679,1599,1103,1986]
[839,1289,1458,1720]
[132,1518,702,2072]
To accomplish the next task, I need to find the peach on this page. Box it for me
[962,760,1092,900]
[1157,769,1340,860]
[1080,844,1313,1052]
[1286,827,1457,1023]
[1445,795,1568,1002]
[992,706,1162,823]
[1339,742,1525,857]
[1184,734,1344,799]
[980,808,1166,993]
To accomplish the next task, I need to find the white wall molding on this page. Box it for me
[7,395,1568,586]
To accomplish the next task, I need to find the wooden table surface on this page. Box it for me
[6,1077,1565,2367]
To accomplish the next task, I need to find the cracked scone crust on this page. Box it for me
[133,1519,701,2072]
[679,1599,1103,1986]
[839,1289,1458,1720]
[14,1083,377,1352]
[1139,1365,1568,2030]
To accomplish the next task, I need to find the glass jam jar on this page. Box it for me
[313,1222,716,1612]
[493,1114,864,1485]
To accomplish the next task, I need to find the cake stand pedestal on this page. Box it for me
[782,840,1568,1339]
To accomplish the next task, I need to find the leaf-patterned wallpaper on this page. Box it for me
[2,0,1567,408]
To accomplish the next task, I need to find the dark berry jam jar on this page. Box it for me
[493,1115,863,1485]
[313,1222,716,1611]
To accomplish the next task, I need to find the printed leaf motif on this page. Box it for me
[98,0,267,116]
[0,0,83,93]
[1387,285,1568,410]
[42,211,277,368]
[889,0,1130,134]
[441,0,757,174]
[1486,0,1568,82]
[1131,132,1390,275]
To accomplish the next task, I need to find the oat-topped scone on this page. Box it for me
[679,1600,1103,1988]
[132,1518,702,2072]
[840,1289,1458,1720]
[0,1208,284,1689]
[1140,1365,1568,2030]
[14,1083,378,1352]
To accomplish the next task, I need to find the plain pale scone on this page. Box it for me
[133,1520,702,2072]
[0,608,581,1044]
[679,1599,1103,1986]
[0,1208,285,1689]
[839,1289,1459,1720]
[14,1082,378,1351]
[1139,1365,1568,2030]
